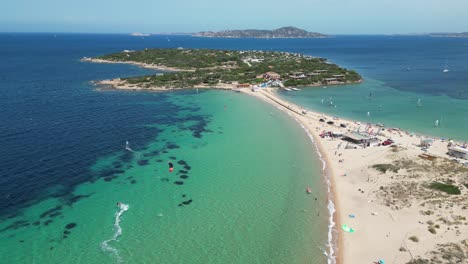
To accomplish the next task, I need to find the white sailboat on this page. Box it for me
[416,99,422,107]
[443,61,449,73]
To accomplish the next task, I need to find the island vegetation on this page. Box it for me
[87,48,361,90]
[429,32,468,38]
[193,26,327,38]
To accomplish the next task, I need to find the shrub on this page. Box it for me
[428,182,461,195]
[409,236,419,242]
[371,164,399,173]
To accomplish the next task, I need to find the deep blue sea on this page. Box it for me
[0,34,467,263]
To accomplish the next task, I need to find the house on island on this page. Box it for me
[258,72,281,80]
[307,72,320,77]
[448,146,468,160]
[290,72,306,79]
[332,74,346,81]
[313,70,328,74]
[322,78,340,85]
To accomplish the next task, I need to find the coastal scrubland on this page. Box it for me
[92,48,361,89]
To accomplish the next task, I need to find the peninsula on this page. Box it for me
[193,26,327,38]
[82,48,360,91]
[84,48,467,264]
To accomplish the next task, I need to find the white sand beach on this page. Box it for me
[245,88,468,264]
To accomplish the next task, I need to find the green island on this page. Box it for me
[85,48,361,90]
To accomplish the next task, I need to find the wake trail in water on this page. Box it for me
[100,203,129,263]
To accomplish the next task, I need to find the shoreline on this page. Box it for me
[90,81,468,263]
[86,54,467,262]
[247,88,343,264]
[245,88,467,264]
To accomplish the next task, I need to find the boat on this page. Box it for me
[416,99,422,107]
[443,61,449,73]
[284,88,292,91]
[291,88,301,91]
[306,187,312,194]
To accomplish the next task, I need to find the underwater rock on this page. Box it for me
[65,223,77,229]
[137,159,149,166]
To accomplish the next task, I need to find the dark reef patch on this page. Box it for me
[0,220,30,232]
[162,150,168,154]
[150,150,161,155]
[180,175,189,179]
[65,223,77,229]
[99,169,125,178]
[63,230,71,235]
[166,142,180,149]
[40,206,63,218]
[182,194,186,198]
[137,159,149,166]
[32,221,40,226]
[182,199,193,205]
[177,160,187,166]
[44,220,53,226]
[161,178,169,182]
[174,181,184,185]
[48,211,62,218]
[156,159,163,162]
[119,152,133,163]
[178,170,188,174]
[169,156,177,160]
[130,180,137,184]
[66,194,92,206]
[183,165,191,171]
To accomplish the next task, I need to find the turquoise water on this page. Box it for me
[0,90,329,263]
[279,78,468,141]
[3,33,467,264]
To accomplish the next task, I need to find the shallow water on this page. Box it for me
[0,89,328,263]
[2,33,467,263]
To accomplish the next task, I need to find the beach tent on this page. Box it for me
[420,138,434,147]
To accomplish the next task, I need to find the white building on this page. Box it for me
[448,146,468,159]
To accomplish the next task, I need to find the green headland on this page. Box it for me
[85,48,361,90]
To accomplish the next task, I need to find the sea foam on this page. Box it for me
[100,203,129,263]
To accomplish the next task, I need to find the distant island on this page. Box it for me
[193,26,327,38]
[429,32,468,38]
[130,32,150,37]
[82,48,360,91]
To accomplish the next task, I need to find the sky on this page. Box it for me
[1,0,467,34]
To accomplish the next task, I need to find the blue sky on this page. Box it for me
[1,0,467,34]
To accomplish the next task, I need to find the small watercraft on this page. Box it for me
[306,187,312,194]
